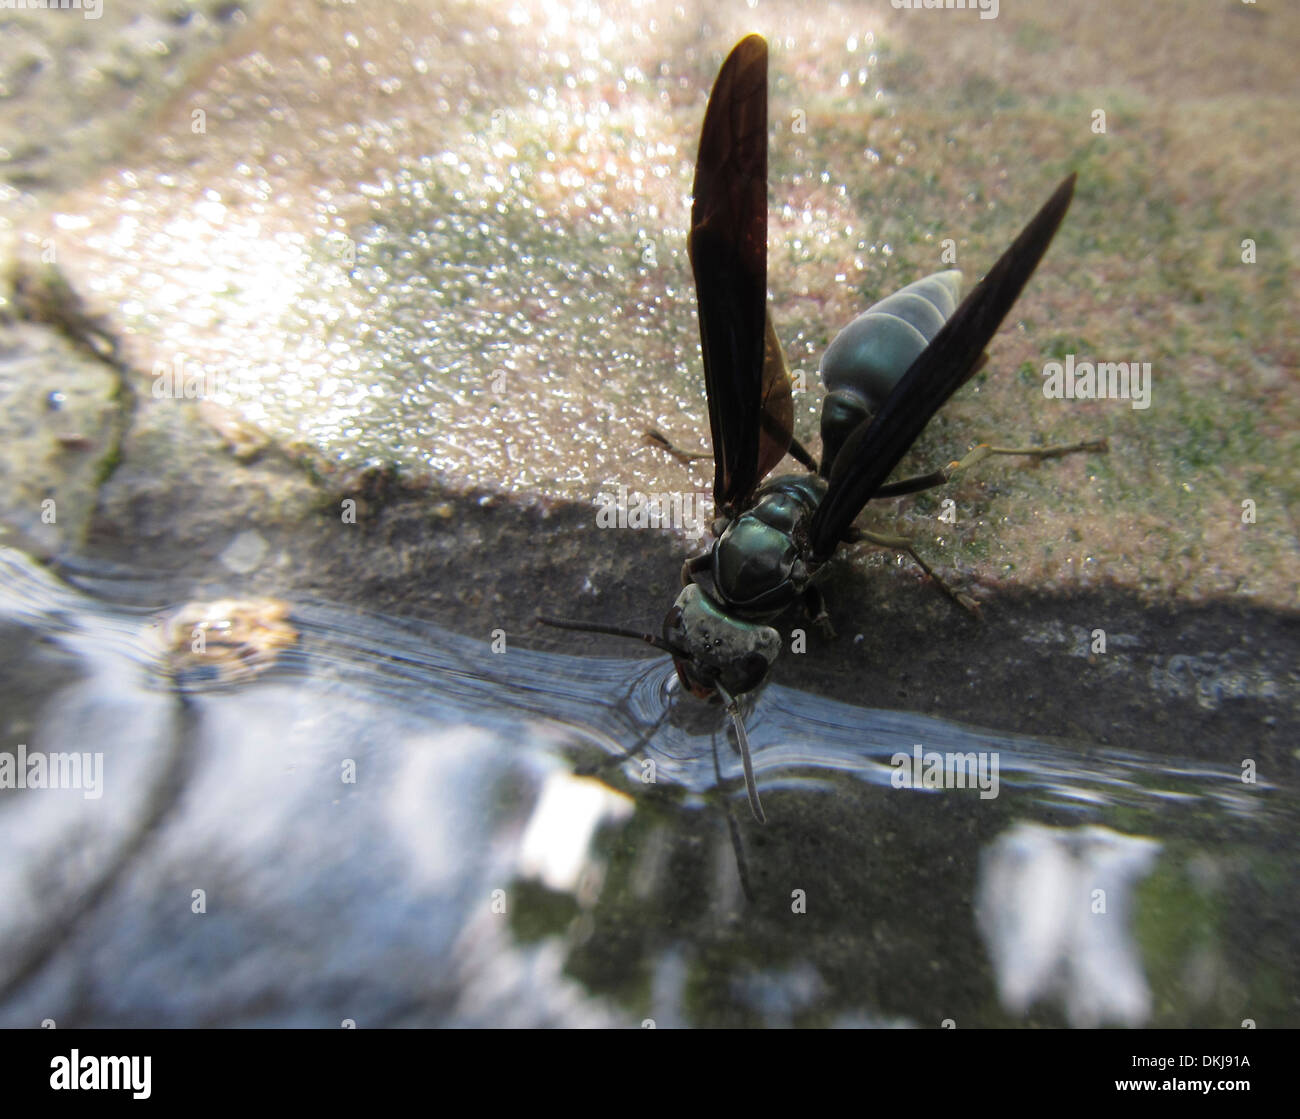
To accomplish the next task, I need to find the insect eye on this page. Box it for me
[735,652,771,690]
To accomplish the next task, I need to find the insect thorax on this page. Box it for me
[709,473,827,618]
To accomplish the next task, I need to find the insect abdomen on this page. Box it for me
[818,270,962,474]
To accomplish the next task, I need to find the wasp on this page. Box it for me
[542,35,1104,822]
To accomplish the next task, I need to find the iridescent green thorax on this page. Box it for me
[712,473,828,617]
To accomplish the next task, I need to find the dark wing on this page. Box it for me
[689,35,789,513]
[809,173,1077,560]
[757,307,795,481]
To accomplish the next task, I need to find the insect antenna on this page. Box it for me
[537,615,682,657]
[574,702,672,779]
[713,681,766,824]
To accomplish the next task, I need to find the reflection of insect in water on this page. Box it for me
[543,35,1106,822]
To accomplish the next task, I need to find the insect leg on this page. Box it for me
[845,526,982,616]
[713,682,766,824]
[574,702,673,778]
[710,735,756,902]
[644,428,819,472]
[801,585,836,639]
[643,428,712,465]
[786,434,819,473]
[681,551,710,587]
[874,438,1108,498]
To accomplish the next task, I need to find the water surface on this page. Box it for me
[1,548,1291,1027]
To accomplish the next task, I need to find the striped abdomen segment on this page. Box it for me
[818,270,962,474]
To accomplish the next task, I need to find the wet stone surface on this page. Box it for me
[2,0,1294,601]
[0,321,124,557]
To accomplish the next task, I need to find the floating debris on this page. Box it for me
[154,597,298,685]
